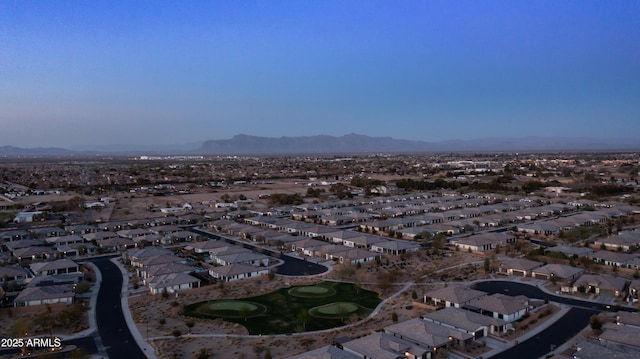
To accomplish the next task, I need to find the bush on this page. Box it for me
[73,281,91,294]
[590,315,602,330]
[172,329,182,337]
[391,312,398,322]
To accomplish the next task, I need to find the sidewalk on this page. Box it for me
[480,303,572,358]
[58,260,108,358]
[111,257,158,359]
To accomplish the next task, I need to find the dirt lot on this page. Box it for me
[0,301,89,338]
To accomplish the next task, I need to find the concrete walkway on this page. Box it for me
[111,257,158,359]
[56,261,108,358]
[148,281,414,341]
[480,303,572,358]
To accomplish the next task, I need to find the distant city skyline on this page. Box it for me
[1,1,639,148]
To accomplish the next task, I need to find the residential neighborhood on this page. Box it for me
[0,152,639,358]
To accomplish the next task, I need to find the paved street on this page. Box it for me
[471,280,638,359]
[89,258,147,359]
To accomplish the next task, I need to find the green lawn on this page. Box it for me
[184,281,380,334]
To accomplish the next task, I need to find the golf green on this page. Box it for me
[192,300,267,319]
[288,285,336,298]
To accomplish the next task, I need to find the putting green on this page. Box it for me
[192,300,267,319]
[308,302,359,318]
[288,285,336,298]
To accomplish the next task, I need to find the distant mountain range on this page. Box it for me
[1,134,639,157]
[197,134,640,154]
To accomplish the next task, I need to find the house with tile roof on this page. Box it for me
[14,284,74,307]
[371,239,420,255]
[385,317,474,351]
[423,286,487,309]
[208,263,269,282]
[342,331,431,359]
[30,258,79,276]
[0,264,31,285]
[288,345,361,359]
[531,263,584,283]
[573,274,628,297]
[147,272,200,295]
[423,306,510,337]
[498,258,544,277]
[466,293,528,322]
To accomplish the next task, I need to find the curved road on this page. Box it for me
[471,280,637,359]
[191,228,328,276]
[89,258,147,359]
[472,280,637,312]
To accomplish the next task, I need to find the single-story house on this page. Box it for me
[466,293,528,323]
[589,251,639,268]
[147,273,200,294]
[325,247,380,264]
[531,264,584,283]
[572,274,628,297]
[423,306,510,337]
[14,284,74,307]
[0,264,31,285]
[370,240,421,255]
[498,258,544,277]
[385,317,474,351]
[208,263,270,282]
[30,258,79,276]
[342,331,431,359]
[423,286,487,309]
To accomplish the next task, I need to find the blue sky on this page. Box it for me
[1,1,639,148]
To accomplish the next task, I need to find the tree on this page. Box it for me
[432,234,446,251]
[297,310,311,329]
[484,258,490,273]
[73,281,91,294]
[8,318,29,338]
[196,348,212,359]
[185,320,195,331]
[391,312,399,322]
[336,304,348,322]
[238,304,251,321]
[589,315,602,330]
[253,344,264,358]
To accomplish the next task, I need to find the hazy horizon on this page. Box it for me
[2,1,639,148]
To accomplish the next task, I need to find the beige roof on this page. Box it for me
[424,307,507,332]
[575,274,627,292]
[532,263,584,279]
[146,262,193,277]
[501,258,543,271]
[617,312,640,328]
[385,317,472,346]
[288,345,360,359]
[139,254,183,267]
[426,285,487,304]
[342,332,429,359]
[600,322,640,348]
[208,263,268,277]
[0,264,30,278]
[147,273,199,288]
[468,293,528,315]
[14,284,74,303]
[30,258,78,273]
